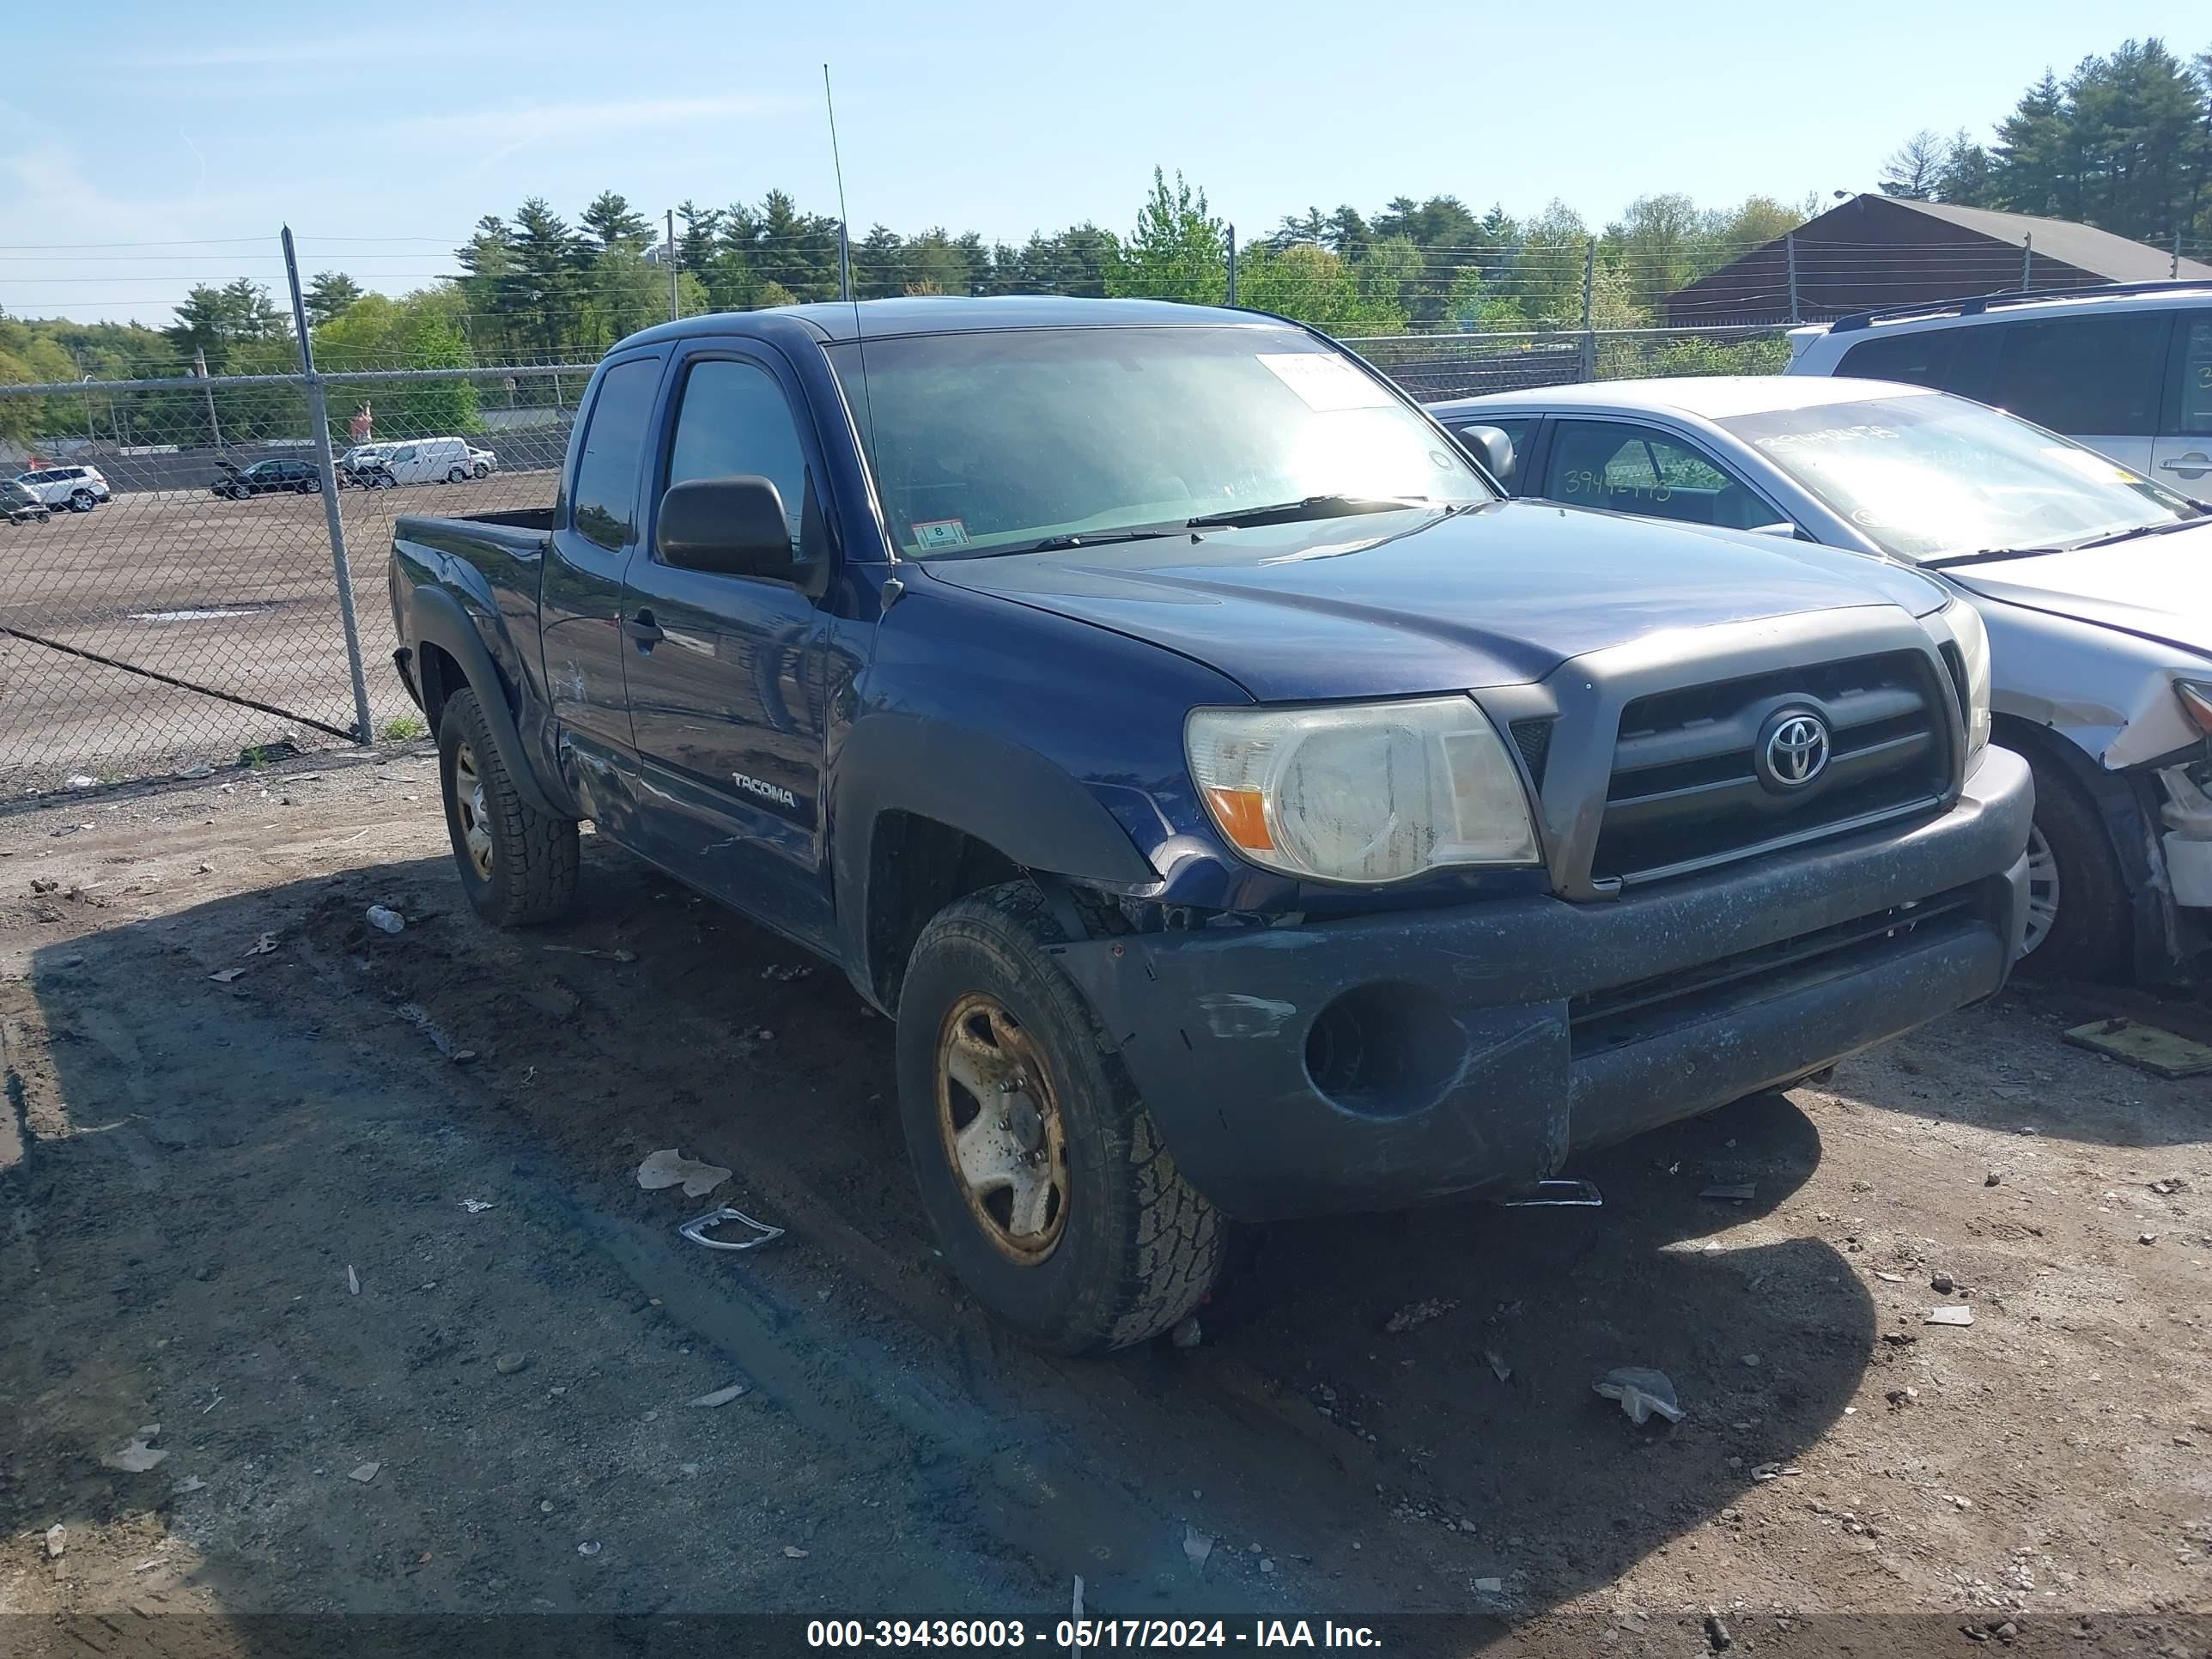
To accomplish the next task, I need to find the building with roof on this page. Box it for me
[1665,194,2212,327]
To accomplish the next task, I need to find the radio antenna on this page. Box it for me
[823,63,887,568]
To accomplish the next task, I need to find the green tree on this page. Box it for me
[305,271,365,327]
[1104,168,1225,303]
[580,190,656,252]
[1237,242,1406,333]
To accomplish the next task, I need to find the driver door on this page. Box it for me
[622,344,836,949]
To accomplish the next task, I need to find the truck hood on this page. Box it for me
[920,501,1946,701]
[1936,527,2212,662]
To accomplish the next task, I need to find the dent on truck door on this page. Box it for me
[540,353,663,815]
[623,351,833,949]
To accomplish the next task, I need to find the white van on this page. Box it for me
[380,436,480,486]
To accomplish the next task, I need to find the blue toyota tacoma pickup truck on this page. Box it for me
[387,297,2033,1352]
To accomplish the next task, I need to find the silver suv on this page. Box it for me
[1785,280,2212,490]
[14,464,112,512]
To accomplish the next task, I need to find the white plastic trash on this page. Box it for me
[366,906,405,934]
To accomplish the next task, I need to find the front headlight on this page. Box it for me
[1941,599,1992,757]
[1186,696,1540,884]
[2176,680,2212,738]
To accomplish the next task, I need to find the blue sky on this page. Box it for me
[4,0,2207,325]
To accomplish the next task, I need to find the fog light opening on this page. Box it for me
[1303,981,1462,1118]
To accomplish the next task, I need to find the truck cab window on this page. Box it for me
[665,359,810,558]
[570,357,661,552]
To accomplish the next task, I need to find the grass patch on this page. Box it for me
[380,714,428,742]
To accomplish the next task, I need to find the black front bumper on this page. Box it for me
[1050,745,2033,1222]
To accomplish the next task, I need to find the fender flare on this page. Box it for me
[832,712,1158,970]
[410,584,564,821]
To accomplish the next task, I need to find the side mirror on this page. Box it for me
[1747,520,1801,538]
[656,476,797,579]
[1459,424,1517,488]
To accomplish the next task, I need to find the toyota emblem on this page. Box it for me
[1759,711,1830,790]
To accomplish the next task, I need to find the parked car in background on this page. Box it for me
[1784,279,2212,487]
[212,457,323,499]
[340,444,396,488]
[380,436,479,485]
[467,444,496,478]
[386,298,2030,1352]
[1431,376,2212,980]
[1,479,51,523]
[15,464,111,512]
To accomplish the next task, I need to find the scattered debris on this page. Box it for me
[172,1476,205,1496]
[760,963,814,981]
[1384,1297,1455,1334]
[542,945,638,963]
[103,1426,168,1473]
[1170,1316,1203,1350]
[244,931,278,956]
[2151,1177,2189,1196]
[1698,1182,1757,1202]
[29,877,58,895]
[637,1148,733,1199]
[679,1204,785,1251]
[1948,1494,1972,1510]
[1984,1170,2002,1187]
[45,1524,65,1560]
[686,1383,748,1409]
[1485,1349,1511,1384]
[173,763,215,780]
[460,1198,494,1214]
[1741,1353,1760,1368]
[1594,1367,1682,1425]
[65,775,98,790]
[1183,1528,1213,1570]
[1875,1271,1905,1282]
[1704,1613,1733,1651]
[576,1540,601,1558]
[347,1264,360,1295]
[2141,1231,2159,1245]
[395,1002,475,1063]
[1258,1557,1276,1576]
[1929,1272,1955,1294]
[494,1352,531,1376]
[1749,1462,1802,1481]
[2065,1016,2212,1078]
[349,1462,380,1484]
[1886,1387,1919,1410]
[1473,1577,1504,1595]
[207,967,246,983]
[784,1546,810,1559]
[365,905,405,934]
[1925,1305,1975,1327]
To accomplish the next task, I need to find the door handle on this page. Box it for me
[622,610,663,647]
[2160,452,2212,478]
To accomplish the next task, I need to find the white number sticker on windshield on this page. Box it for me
[909,518,969,550]
[1255,353,1395,412]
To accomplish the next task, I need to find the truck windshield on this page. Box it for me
[825,325,1492,557]
[1715,392,2204,562]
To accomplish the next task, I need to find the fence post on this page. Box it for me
[666,208,680,321]
[1577,240,1597,382]
[1226,223,1237,306]
[1785,231,1801,325]
[2021,233,2033,291]
[281,225,376,747]
[194,347,224,451]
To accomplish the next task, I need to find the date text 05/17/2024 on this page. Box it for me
[805,1620,1385,1649]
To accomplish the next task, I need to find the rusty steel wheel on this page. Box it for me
[934,991,1069,1263]
[452,738,495,882]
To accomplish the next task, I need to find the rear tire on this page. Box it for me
[436,688,579,927]
[68,489,94,512]
[2018,750,2131,981]
[447,466,468,483]
[895,881,1225,1352]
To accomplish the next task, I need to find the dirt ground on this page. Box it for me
[3,752,2209,1656]
[0,474,551,789]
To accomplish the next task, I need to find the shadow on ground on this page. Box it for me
[1,837,1902,1638]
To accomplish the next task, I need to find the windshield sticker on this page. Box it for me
[2040,447,2138,483]
[1753,423,1900,453]
[1255,353,1395,412]
[909,518,969,550]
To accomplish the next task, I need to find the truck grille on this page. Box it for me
[1592,651,1951,885]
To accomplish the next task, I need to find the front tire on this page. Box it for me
[2018,750,2131,980]
[895,882,1225,1352]
[436,688,579,927]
